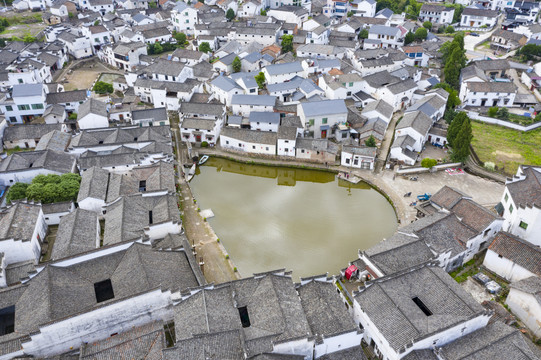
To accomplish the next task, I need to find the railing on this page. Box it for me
[467,111,541,131]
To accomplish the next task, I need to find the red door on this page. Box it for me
[321,130,327,139]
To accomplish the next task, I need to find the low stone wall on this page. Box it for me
[467,111,541,132]
[396,162,463,175]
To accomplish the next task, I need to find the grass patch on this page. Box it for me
[335,280,353,305]
[471,121,541,175]
[5,147,34,155]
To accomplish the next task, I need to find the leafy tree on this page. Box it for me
[226,8,235,21]
[447,111,467,148]
[260,8,267,15]
[423,21,432,30]
[68,12,75,18]
[496,107,509,120]
[517,44,541,61]
[199,41,211,53]
[444,46,464,90]
[414,27,427,41]
[404,31,415,45]
[93,81,113,94]
[1,18,9,27]
[6,183,29,204]
[405,0,421,19]
[445,25,455,33]
[434,83,460,110]
[358,29,369,40]
[149,1,157,7]
[26,183,45,203]
[174,31,187,45]
[487,106,498,117]
[443,109,457,125]
[0,39,5,48]
[58,180,80,201]
[33,174,61,185]
[61,173,81,183]
[232,56,241,73]
[347,10,354,17]
[365,135,377,147]
[451,116,472,162]
[68,113,77,120]
[23,34,36,43]
[255,71,265,89]
[449,4,464,23]
[94,20,100,26]
[421,158,437,168]
[153,42,163,54]
[281,34,293,53]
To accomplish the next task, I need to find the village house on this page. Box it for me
[460,81,517,107]
[179,102,225,145]
[506,277,541,338]
[460,8,499,28]
[341,145,377,170]
[319,73,364,100]
[296,138,339,163]
[367,25,405,49]
[249,112,281,132]
[350,0,376,17]
[298,99,348,139]
[0,84,47,124]
[50,208,100,260]
[100,42,148,71]
[220,127,278,155]
[209,75,244,106]
[262,61,307,85]
[43,104,67,124]
[499,165,541,245]
[491,28,527,50]
[131,108,169,127]
[419,4,455,24]
[3,123,65,150]
[46,90,88,114]
[41,201,74,226]
[231,94,277,116]
[77,98,109,130]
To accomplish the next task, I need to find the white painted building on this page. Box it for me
[506,277,541,338]
[220,127,277,155]
[262,62,307,85]
[0,84,47,124]
[460,8,499,28]
[231,94,276,116]
[298,99,348,139]
[460,81,517,107]
[341,145,377,170]
[419,4,455,25]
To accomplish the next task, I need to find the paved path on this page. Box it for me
[375,110,403,173]
[172,129,240,284]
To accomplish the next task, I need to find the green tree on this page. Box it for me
[26,183,45,202]
[174,31,187,45]
[358,29,369,40]
[365,135,377,147]
[226,8,235,21]
[93,81,114,94]
[450,4,464,23]
[423,21,432,30]
[404,31,415,45]
[255,71,265,89]
[153,42,163,54]
[260,8,267,15]
[445,25,455,33]
[451,116,472,162]
[496,107,509,120]
[68,113,77,120]
[405,0,421,19]
[281,34,293,53]
[58,180,80,201]
[444,47,463,90]
[487,106,498,117]
[434,83,460,110]
[414,27,428,41]
[447,111,467,148]
[60,173,82,183]
[199,42,211,53]
[347,10,354,17]
[0,39,5,48]
[421,158,437,168]
[32,174,61,185]
[94,20,100,26]
[1,18,9,27]
[6,183,29,204]
[23,34,36,43]
[68,12,74,18]
[149,1,157,7]
[232,56,241,73]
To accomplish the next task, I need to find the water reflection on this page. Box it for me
[191,157,397,279]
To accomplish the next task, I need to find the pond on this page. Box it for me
[190,158,398,279]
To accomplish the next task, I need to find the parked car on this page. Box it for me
[470,32,480,37]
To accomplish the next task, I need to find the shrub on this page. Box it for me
[487,106,498,117]
[365,135,377,147]
[421,158,437,168]
[225,254,229,259]
[484,161,495,171]
[199,42,211,53]
[445,25,455,33]
[233,267,238,272]
[201,141,209,147]
[217,238,220,242]
[496,107,509,120]
[68,113,77,120]
[423,21,432,30]
[6,183,29,204]
[93,81,113,94]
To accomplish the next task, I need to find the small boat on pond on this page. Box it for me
[198,155,209,165]
[186,163,196,182]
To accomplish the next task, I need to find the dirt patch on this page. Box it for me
[0,22,47,38]
[63,69,101,91]
[492,150,524,162]
[98,73,121,84]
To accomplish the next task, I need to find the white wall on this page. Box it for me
[483,249,537,282]
[78,197,106,215]
[506,288,541,337]
[277,139,296,156]
[220,135,276,155]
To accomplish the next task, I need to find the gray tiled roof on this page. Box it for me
[181,118,216,131]
[221,127,277,145]
[80,321,165,360]
[362,99,394,120]
[396,111,432,136]
[437,321,541,360]
[180,102,224,117]
[231,94,276,106]
[5,260,36,286]
[163,330,244,360]
[296,138,339,155]
[46,90,88,104]
[506,166,541,208]
[297,280,357,338]
[3,124,63,142]
[78,166,110,202]
[300,99,347,117]
[103,193,179,245]
[14,242,201,334]
[354,266,485,352]
[12,84,43,98]
[142,58,185,77]
[71,126,171,148]
[51,208,98,260]
[462,7,498,17]
[78,98,108,119]
[415,214,475,257]
[106,161,175,202]
[264,61,304,76]
[488,231,541,276]
[35,130,71,152]
[466,81,516,94]
[132,107,168,122]
[369,239,435,275]
[429,185,470,209]
[317,346,367,360]
[450,198,499,233]
[0,150,76,174]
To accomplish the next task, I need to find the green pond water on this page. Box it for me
[190,158,398,280]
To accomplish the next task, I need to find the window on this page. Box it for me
[31,104,44,110]
[17,105,30,111]
[483,228,490,237]
[309,119,315,126]
[5,105,12,111]
[0,306,15,335]
[252,145,256,149]
[519,221,528,230]
[94,37,99,42]
[412,297,432,316]
[348,82,353,87]
[9,117,16,123]
[509,204,513,213]
[238,306,251,328]
[322,118,328,124]
[345,158,350,164]
[504,193,508,203]
[94,279,115,303]
[17,79,23,84]
[139,180,146,192]
[226,140,229,145]
[149,211,153,224]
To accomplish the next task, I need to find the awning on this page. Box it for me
[345,264,358,280]
[320,125,330,131]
